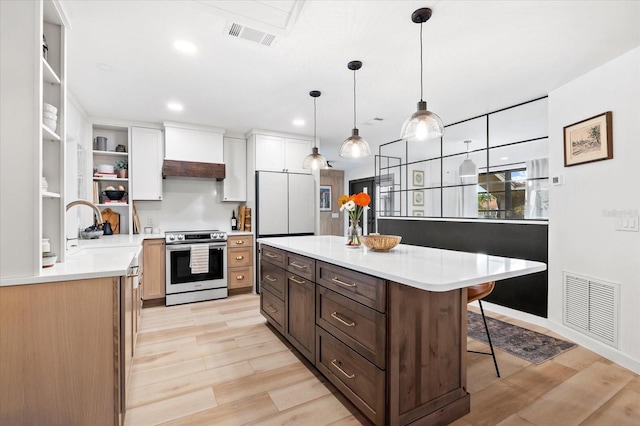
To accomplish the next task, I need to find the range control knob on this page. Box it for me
[168,235,175,241]
[177,235,184,241]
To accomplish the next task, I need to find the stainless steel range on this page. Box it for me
[165,230,228,306]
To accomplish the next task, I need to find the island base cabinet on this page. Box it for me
[284,273,315,363]
[260,287,285,334]
[316,327,385,425]
[387,282,470,425]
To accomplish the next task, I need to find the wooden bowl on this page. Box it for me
[360,235,402,252]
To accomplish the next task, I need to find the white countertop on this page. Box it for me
[0,234,165,287]
[258,235,547,292]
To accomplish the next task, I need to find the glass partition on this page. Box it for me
[375,97,549,221]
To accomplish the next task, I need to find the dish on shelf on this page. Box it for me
[43,118,57,132]
[96,164,115,173]
[81,229,104,239]
[42,103,57,114]
[42,251,57,268]
[43,111,57,120]
[103,190,126,200]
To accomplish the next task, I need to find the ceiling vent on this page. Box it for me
[227,22,276,46]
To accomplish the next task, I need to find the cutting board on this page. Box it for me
[101,208,120,234]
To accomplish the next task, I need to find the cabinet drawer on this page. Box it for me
[261,245,286,268]
[228,266,253,290]
[316,286,386,369]
[316,327,385,425]
[260,261,285,300]
[228,246,252,268]
[227,235,253,248]
[261,287,285,334]
[286,252,315,282]
[316,261,386,312]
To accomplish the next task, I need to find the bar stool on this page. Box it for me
[467,281,500,377]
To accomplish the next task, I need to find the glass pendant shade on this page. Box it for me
[302,146,328,170]
[401,101,444,141]
[302,90,328,170]
[459,158,477,177]
[459,140,477,177]
[340,128,371,158]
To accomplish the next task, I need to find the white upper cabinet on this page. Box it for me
[223,136,247,202]
[163,122,224,163]
[131,127,163,201]
[253,133,312,174]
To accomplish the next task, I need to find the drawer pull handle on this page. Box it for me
[236,275,245,280]
[235,240,245,245]
[331,360,355,379]
[331,312,355,327]
[265,275,277,282]
[265,304,277,314]
[290,276,305,285]
[265,253,278,259]
[235,255,244,260]
[290,262,307,270]
[331,277,356,288]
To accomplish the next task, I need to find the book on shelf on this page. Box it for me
[93,181,99,204]
[103,199,127,204]
[94,172,117,178]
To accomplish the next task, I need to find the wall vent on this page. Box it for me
[563,271,619,347]
[226,22,276,46]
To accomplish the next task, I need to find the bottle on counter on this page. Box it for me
[231,210,237,231]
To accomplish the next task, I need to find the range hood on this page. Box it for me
[162,160,225,181]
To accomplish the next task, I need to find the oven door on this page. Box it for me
[165,243,227,295]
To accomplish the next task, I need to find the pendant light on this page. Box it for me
[459,140,477,177]
[339,60,371,158]
[400,8,444,141]
[302,90,328,170]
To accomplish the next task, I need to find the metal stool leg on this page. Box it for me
[478,300,500,377]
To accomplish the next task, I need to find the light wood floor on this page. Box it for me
[125,294,640,426]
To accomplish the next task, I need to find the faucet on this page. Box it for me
[65,200,104,247]
[66,200,104,225]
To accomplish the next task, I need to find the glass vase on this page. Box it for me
[346,220,362,247]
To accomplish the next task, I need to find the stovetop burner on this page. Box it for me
[165,230,228,244]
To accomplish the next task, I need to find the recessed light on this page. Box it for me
[96,63,113,71]
[293,119,305,127]
[500,157,509,160]
[173,40,197,54]
[167,102,184,111]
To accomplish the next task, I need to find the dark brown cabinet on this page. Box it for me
[285,272,315,362]
[259,243,470,426]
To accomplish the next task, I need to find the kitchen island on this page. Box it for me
[257,235,546,425]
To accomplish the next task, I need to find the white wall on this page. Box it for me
[548,47,640,373]
[134,178,239,233]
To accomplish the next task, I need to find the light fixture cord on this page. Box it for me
[314,97,317,148]
[353,68,357,128]
[420,21,424,102]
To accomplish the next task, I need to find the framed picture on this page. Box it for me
[412,170,424,187]
[412,210,424,216]
[564,111,613,167]
[412,190,424,206]
[319,185,331,211]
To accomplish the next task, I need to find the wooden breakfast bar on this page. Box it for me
[257,235,546,425]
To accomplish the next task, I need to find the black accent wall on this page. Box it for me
[378,219,548,317]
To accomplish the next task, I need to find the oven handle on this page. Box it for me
[166,243,225,252]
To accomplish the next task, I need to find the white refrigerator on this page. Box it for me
[256,171,316,237]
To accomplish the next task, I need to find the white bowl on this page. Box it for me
[42,253,57,268]
[97,164,115,173]
[43,118,57,131]
[42,103,57,114]
[43,111,57,120]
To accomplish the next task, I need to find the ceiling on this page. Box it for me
[60,0,640,170]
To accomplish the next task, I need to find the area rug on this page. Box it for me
[467,311,577,364]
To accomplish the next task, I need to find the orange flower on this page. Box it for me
[353,192,371,207]
[337,194,349,206]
